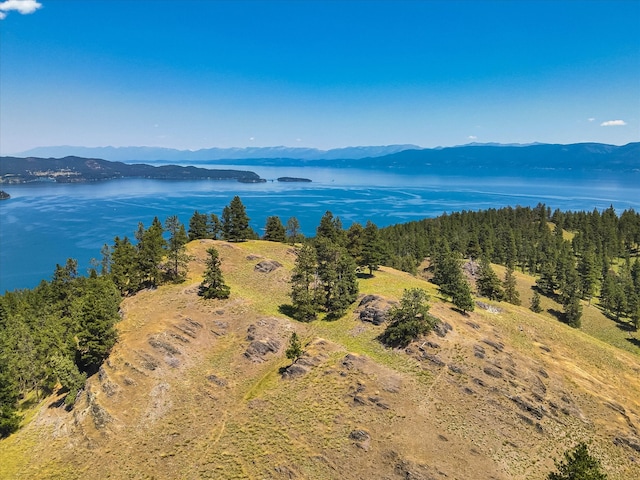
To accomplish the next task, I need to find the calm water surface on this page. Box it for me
[1,166,638,292]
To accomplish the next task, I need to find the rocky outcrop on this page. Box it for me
[254,260,282,273]
[356,294,394,325]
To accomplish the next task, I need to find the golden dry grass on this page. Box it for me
[1,240,639,480]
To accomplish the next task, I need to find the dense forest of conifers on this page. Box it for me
[1,198,639,438]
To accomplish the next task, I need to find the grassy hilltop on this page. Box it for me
[1,239,639,479]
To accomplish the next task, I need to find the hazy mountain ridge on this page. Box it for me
[14,144,421,162]
[343,142,640,172]
[10,143,638,174]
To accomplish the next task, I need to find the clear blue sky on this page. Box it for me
[1,0,638,154]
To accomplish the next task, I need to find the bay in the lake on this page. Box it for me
[1,164,638,292]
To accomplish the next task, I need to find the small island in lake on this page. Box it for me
[0,156,265,184]
[0,190,10,200]
[277,177,312,183]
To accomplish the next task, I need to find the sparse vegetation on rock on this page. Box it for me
[285,332,303,362]
[380,288,435,348]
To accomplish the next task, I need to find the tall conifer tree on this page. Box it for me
[165,215,190,282]
[198,247,230,299]
[222,196,252,242]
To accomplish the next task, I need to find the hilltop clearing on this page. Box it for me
[1,240,639,479]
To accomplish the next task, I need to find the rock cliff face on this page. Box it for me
[1,240,639,480]
[0,156,263,183]
[0,190,10,200]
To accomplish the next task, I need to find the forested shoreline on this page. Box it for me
[1,199,639,438]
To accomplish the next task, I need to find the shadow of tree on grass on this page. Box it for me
[278,304,296,319]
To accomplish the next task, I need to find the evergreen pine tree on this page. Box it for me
[503,266,521,305]
[207,213,221,240]
[381,288,434,348]
[452,276,475,314]
[263,216,286,242]
[222,196,252,242]
[563,292,583,328]
[164,215,190,282]
[547,442,608,480]
[110,236,141,295]
[346,222,364,266]
[316,211,345,246]
[530,291,543,313]
[315,238,359,318]
[99,243,111,275]
[0,354,20,438]
[537,262,558,296]
[477,257,504,301]
[285,332,303,362]
[290,244,319,322]
[188,210,209,241]
[600,270,616,316]
[325,248,359,318]
[72,276,120,374]
[198,247,231,299]
[434,249,461,300]
[578,248,599,304]
[136,217,166,288]
[50,354,86,407]
[361,220,385,275]
[286,216,302,244]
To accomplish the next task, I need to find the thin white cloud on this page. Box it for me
[588,118,595,122]
[600,120,627,127]
[0,0,42,19]
[468,135,478,140]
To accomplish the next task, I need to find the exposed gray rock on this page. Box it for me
[207,375,228,387]
[281,364,308,379]
[254,259,282,273]
[483,366,503,378]
[433,321,452,337]
[423,353,445,367]
[349,429,370,441]
[273,465,298,479]
[476,301,503,313]
[482,338,505,352]
[510,395,546,420]
[244,339,281,362]
[136,351,159,371]
[614,436,640,453]
[356,294,391,325]
[148,335,181,356]
[349,429,371,451]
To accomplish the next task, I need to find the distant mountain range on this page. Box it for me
[14,145,421,162]
[354,142,640,173]
[177,142,639,173]
[6,142,639,174]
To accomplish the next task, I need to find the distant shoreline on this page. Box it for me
[0,156,265,184]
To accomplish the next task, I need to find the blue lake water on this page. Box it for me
[1,165,638,292]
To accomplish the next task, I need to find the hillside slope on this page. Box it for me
[1,240,639,479]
